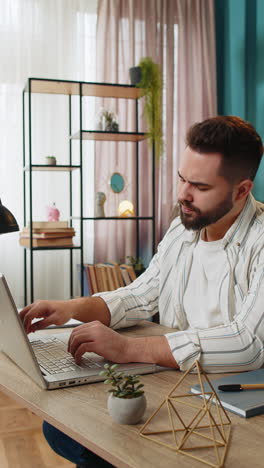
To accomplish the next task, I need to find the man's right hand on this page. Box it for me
[19,300,74,334]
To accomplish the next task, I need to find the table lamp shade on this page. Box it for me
[0,199,19,234]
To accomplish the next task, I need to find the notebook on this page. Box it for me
[0,274,165,390]
[191,369,264,418]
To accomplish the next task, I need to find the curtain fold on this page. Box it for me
[215,0,264,202]
[95,0,217,265]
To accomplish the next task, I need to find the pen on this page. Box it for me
[218,384,264,392]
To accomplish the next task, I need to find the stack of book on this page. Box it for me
[79,262,137,295]
[19,221,75,248]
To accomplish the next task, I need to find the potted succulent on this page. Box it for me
[96,108,119,132]
[100,364,146,425]
[129,56,163,160]
[45,155,57,166]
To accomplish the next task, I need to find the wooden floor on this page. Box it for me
[0,391,74,468]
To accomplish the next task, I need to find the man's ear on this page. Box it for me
[235,179,253,201]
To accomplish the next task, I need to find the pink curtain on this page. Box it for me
[94,0,216,265]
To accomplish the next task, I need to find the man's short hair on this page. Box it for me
[186,116,263,182]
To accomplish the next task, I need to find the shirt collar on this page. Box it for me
[223,193,258,246]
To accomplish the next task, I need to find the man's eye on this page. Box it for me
[197,186,209,191]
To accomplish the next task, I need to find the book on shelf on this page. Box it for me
[28,221,69,229]
[120,264,137,282]
[105,266,116,291]
[20,227,75,239]
[19,237,73,247]
[120,266,131,286]
[94,264,105,292]
[96,264,111,292]
[77,264,90,296]
[108,264,121,289]
[190,368,264,418]
[77,262,137,295]
[85,264,98,294]
[105,261,125,288]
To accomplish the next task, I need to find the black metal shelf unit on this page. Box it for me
[22,77,155,305]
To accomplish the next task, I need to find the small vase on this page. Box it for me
[107,394,146,425]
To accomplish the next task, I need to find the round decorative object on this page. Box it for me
[107,394,146,425]
[110,172,125,193]
[118,200,134,217]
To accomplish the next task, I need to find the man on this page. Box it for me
[20,116,264,467]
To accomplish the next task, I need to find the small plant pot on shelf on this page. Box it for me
[45,156,57,166]
[107,393,146,425]
[129,66,142,85]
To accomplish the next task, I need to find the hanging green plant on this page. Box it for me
[136,57,163,161]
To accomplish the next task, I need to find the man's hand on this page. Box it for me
[68,321,128,364]
[68,320,179,369]
[19,296,111,334]
[19,300,74,333]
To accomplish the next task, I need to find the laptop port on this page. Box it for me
[59,382,66,387]
[69,380,76,384]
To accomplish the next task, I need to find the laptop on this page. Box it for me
[0,274,164,390]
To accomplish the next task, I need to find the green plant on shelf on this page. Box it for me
[126,255,144,274]
[97,108,119,132]
[136,56,163,161]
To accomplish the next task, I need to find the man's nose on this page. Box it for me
[178,182,193,202]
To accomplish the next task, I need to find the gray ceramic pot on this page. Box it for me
[107,393,146,425]
[129,66,142,85]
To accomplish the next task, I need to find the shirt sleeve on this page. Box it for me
[93,218,180,329]
[93,251,160,329]
[165,250,264,372]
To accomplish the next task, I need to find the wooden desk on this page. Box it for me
[0,322,263,467]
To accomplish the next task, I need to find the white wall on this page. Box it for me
[0,0,98,306]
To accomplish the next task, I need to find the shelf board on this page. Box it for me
[22,246,81,251]
[25,78,142,99]
[71,131,148,142]
[71,216,153,221]
[23,165,80,172]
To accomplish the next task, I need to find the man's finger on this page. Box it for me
[73,343,95,364]
[68,331,94,356]
[67,324,90,351]
[28,317,54,333]
[19,305,32,320]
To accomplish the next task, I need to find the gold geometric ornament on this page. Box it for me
[140,360,232,467]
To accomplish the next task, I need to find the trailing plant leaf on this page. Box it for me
[136,56,163,161]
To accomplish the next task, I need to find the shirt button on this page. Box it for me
[236,242,241,247]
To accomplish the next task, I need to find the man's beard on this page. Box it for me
[179,193,234,231]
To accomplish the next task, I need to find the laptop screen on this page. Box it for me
[0,274,46,388]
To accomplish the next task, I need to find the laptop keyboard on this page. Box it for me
[32,337,104,374]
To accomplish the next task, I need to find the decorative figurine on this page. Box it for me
[140,360,232,468]
[95,192,106,217]
[47,202,60,221]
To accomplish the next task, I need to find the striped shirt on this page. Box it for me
[95,194,264,372]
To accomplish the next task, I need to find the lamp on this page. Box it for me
[118,200,135,217]
[0,199,19,234]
